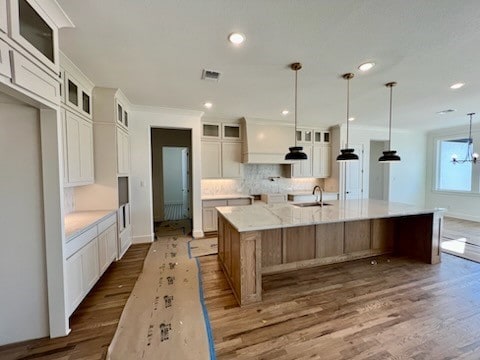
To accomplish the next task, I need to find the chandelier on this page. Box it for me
[451,113,479,164]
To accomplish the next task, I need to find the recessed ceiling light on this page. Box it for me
[450,82,465,90]
[204,102,213,109]
[348,117,355,121]
[228,32,245,45]
[281,110,289,116]
[436,109,456,115]
[358,62,375,72]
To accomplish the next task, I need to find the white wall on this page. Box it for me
[327,124,427,206]
[163,147,184,204]
[0,102,49,345]
[130,107,204,242]
[426,124,480,221]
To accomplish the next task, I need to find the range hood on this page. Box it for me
[241,117,294,164]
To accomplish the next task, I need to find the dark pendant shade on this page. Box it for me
[336,148,359,162]
[378,150,401,162]
[285,146,308,160]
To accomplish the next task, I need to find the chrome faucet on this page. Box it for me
[312,185,324,206]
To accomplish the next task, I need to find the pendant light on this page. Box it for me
[285,62,308,160]
[378,82,401,162]
[336,73,359,162]
[451,113,479,164]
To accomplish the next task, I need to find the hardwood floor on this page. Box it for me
[0,244,150,360]
[199,217,480,360]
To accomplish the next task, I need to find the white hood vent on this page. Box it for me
[241,117,294,164]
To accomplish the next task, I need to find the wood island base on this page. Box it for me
[217,212,443,306]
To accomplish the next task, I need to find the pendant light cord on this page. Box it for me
[294,67,298,147]
[346,77,350,148]
[388,84,393,149]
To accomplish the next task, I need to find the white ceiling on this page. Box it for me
[57,0,480,130]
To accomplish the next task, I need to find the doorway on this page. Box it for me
[151,128,192,237]
[369,140,389,201]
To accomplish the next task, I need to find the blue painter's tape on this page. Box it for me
[195,257,216,360]
[187,240,192,259]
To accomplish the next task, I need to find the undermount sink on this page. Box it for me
[293,202,332,208]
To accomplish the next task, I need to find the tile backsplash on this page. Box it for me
[202,164,324,196]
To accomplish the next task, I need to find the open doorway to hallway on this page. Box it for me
[151,128,192,238]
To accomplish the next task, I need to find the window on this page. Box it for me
[436,135,479,193]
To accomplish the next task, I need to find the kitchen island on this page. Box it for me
[216,199,444,306]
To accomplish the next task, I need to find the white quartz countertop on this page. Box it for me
[65,210,116,240]
[202,194,254,201]
[216,199,443,232]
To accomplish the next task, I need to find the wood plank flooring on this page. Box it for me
[0,244,150,360]
[199,217,480,360]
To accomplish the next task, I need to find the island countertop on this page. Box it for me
[216,199,443,232]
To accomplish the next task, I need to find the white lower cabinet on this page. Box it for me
[0,40,11,79]
[65,251,83,315]
[64,110,94,186]
[202,198,252,232]
[98,225,117,275]
[66,215,117,316]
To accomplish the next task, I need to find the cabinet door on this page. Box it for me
[8,0,59,72]
[116,128,129,174]
[65,111,81,183]
[66,251,83,315]
[221,142,243,178]
[313,145,331,178]
[65,111,94,185]
[202,207,217,232]
[0,0,7,33]
[106,225,118,263]
[201,141,221,178]
[79,119,94,182]
[222,123,241,141]
[98,231,108,275]
[292,145,313,177]
[81,238,99,293]
[202,123,220,139]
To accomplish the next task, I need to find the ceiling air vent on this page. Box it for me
[202,69,221,82]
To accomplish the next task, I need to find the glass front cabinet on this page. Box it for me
[8,0,60,72]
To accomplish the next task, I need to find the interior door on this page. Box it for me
[181,148,190,218]
[340,144,364,200]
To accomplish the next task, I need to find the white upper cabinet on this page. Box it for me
[221,142,243,178]
[64,110,94,186]
[116,99,129,130]
[6,0,73,72]
[60,53,94,119]
[291,128,331,179]
[201,141,221,178]
[222,123,241,141]
[0,0,7,33]
[202,122,221,139]
[312,144,331,178]
[116,127,130,175]
[292,145,313,178]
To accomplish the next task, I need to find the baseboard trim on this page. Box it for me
[192,229,204,239]
[132,234,154,244]
[445,212,480,223]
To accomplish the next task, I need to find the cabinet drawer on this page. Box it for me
[203,199,227,208]
[98,213,116,233]
[0,39,11,78]
[10,50,60,104]
[65,226,98,259]
[227,198,251,206]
